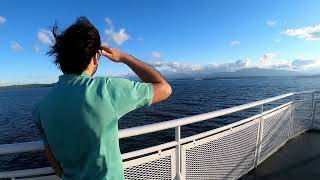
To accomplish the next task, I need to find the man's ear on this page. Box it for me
[93,54,99,65]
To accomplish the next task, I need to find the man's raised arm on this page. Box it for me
[101,46,172,104]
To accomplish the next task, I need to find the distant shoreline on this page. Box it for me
[0,83,55,90]
[1,75,320,90]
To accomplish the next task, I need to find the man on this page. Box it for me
[33,17,172,180]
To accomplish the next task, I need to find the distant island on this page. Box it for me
[1,67,319,90]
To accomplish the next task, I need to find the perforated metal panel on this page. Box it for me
[312,101,320,130]
[123,149,176,180]
[292,101,312,136]
[258,106,291,164]
[181,119,259,180]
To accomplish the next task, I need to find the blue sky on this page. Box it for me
[1,0,320,85]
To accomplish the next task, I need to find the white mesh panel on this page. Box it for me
[292,101,312,136]
[312,101,320,130]
[124,149,175,180]
[258,106,291,164]
[182,119,259,180]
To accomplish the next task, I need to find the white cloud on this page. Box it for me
[111,29,129,45]
[273,39,281,43]
[105,17,129,45]
[266,20,277,27]
[258,53,274,68]
[230,40,240,47]
[10,41,23,51]
[0,80,7,86]
[105,17,112,26]
[284,24,320,41]
[257,53,292,69]
[37,29,53,45]
[33,45,40,52]
[0,16,6,24]
[151,51,161,60]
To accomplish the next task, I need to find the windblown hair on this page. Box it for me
[48,17,101,74]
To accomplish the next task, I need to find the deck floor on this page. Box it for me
[241,130,320,180]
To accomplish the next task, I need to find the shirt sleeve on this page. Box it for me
[32,105,49,145]
[106,77,154,119]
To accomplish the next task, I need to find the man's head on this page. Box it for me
[48,17,101,75]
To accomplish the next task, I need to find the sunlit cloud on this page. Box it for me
[37,29,54,45]
[104,17,129,45]
[10,41,23,51]
[283,24,320,41]
[230,40,240,47]
[0,16,6,24]
[266,20,277,27]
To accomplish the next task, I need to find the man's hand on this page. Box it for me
[101,45,172,103]
[100,45,129,63]
[100,45,172,104]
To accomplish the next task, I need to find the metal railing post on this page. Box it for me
[175,126,183,180]
[311,92,316,129]
[288,94,294,139]
[254,104,264,168]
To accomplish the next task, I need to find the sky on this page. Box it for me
[1,0,320,85]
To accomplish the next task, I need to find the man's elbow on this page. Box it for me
[152,82,172,104]
[167,84,172,97]
[162,83,172,99]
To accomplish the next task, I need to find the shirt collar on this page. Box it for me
[58,72,91,81]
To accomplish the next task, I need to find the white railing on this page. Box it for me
[0,91,319,180]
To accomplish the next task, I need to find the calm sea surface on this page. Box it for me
[0,77,319,171]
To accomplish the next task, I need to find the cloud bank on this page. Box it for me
[105,17,129,45]
[148,53,320,75]
[150,59,251,73]
[284,24,320,41]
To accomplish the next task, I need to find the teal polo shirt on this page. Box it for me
[33,72,153,180]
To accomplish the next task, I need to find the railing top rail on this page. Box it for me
[118,92,294,138]
[0,141,43,155]
[0,167,53,178]
[292,90,316,95]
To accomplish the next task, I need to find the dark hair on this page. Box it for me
[48,17,101,74]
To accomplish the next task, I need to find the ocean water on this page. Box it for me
[0,77,319,171]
